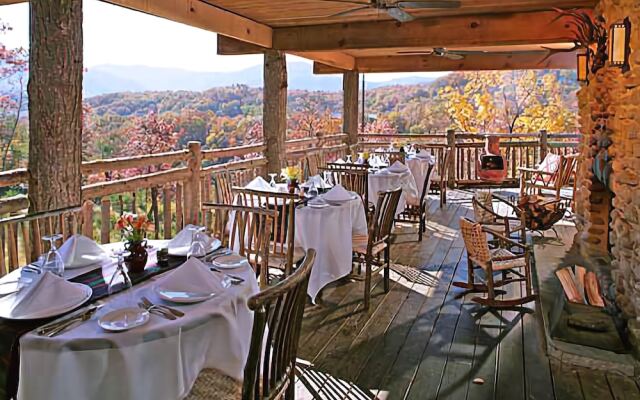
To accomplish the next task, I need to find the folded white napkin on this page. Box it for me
[58,234,108,269]
[0,272,89,319]
[156,257,222,294]
[415,151,432,159]
[388,160,409,173]
[245,176,273,191]
[168,225,214,257]
[334,158,345,164]
[302,175,332,189]
[323,184,353,201]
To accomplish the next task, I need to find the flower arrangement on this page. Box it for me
[281,166,302,181]
[116,213,154,243]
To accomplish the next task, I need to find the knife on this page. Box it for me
[36,304,102,336]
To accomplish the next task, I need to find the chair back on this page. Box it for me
[418,163,435,206]
[374,151,406,164]
[202,203,275,288]
[557,154,578,188]
[472,191,495,224]
[210,170,234,204]
[320,167,369,208]
[459,217,492,265]
[233,188,301,275]
[242,249,316,400]
[304,153,324,179]
[371,188,402,244]
[0,205,86,276]
[437,148,452,187]
[326,162,368,172]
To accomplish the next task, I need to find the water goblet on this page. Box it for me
[308,182,319,198]
[186,225,207,259]
[108,249,133,297]
[345,154,353,164]
[269,173,278,188]
[41,234,64,277]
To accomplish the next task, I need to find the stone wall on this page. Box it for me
[575,0,640,320]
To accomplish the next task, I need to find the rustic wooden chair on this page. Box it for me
[0,205,89,276]
[202,203,276,288]
[430,147,452,208]
[210,170,235,204]
[472,191,526,244]
[303,152,324,180]
[519,152,578,201]
[232,188,305,282]
[395,162,434,241]
[320,165,371,214]
[373,150,406,164]
[352,188,402,310]
[456,217,536,307]
[186,249,316,400]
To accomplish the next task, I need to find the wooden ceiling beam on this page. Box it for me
[0,0,273,48]
[313,51,578,74]
[217,35,356,70]
[274,10,591,52]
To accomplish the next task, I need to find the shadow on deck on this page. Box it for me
[294,189,640,400]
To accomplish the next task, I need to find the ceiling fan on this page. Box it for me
[396,48,549,60]
[322,0,462,23]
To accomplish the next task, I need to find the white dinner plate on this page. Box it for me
[308,203,330,209]
[0,282,92,321]
[98,307,150,332]
[211,254,248,270]
[156,289,216,304]
[167,238,222,257]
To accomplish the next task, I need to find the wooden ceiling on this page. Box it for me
[1,0,596,73]
[202,0,595,27]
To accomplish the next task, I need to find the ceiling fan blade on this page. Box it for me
[319,0,372,5]
[386,7,415,22]
[327,6,372,18]
[396,1,462,9]
[444,52,465,60]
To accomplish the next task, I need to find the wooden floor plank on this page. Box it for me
[606,373,640,400]
[550,362,584,400]
[577,367,614,400]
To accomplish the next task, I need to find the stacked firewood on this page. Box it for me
[517,194,566,231]
[556,265,605,307]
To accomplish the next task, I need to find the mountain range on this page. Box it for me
[83,62,438,97]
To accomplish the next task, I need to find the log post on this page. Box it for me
[343,71,359,148]
[183,141,202,225]
[446,129,457,189]
[100,198,111,244]
[81,200,94,239]
[539,129,548,160]
[28,0,83,212]
[263,50,287,173]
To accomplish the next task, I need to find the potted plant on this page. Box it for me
[116,213,155,274]
[281,166,302,193]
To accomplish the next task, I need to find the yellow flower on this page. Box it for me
[281,166,301,180]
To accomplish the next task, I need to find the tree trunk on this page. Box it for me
[342,71,359,147]
[28,0,83,213]
[263,50,287,173]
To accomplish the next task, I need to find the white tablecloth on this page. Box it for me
[295,197,367,302]
[368,169,419,215]
[16,241,259,400]
[407,156,436,199]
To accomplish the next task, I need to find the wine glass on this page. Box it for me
[108,249,132,297]
[42,234,64,277]
[269,173,278,188]
[323,171,334,187]
[345,154,353,164]
[186,225,207,259]
[308,181,319,198]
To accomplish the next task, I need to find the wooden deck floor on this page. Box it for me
[294,190,640,400]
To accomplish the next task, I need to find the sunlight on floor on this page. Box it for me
[295,362,381,400]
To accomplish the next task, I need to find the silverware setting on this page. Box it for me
[36,304,102,337]
[206,249,232,262]
[138,301,176,320]
[141,296,184,318]
[209,267,244,285]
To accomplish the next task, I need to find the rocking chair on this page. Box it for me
[519,152,577,201]
[456,217,537,307]
[472,191,526,244]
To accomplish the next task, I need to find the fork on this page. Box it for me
[141,296,184,318]
[138,302,176,320]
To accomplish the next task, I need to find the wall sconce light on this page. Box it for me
[608,17,631,71]
[577,51,589,83]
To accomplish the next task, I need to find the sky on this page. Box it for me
[0,0,447,82]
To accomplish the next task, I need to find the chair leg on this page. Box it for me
[418,217,424,241]
[364,260,372,310]
[384,247,390,293]
[486,264,496,300]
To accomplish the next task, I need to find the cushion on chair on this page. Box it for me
[532,153,561,185]
[489,248,526,271]
[185,368,241,400]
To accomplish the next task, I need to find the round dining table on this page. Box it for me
[406,154,436,198]
[16,240,259,400]
[368,168,419,216]
[294,195,368,302]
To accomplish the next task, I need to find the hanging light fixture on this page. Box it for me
[577,51,589,83]
[608,17,631,71]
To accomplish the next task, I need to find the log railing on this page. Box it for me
[0,134,349,247]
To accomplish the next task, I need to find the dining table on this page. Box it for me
[367,166,419,217]
[406,153,436,197]
[0,239,259,400]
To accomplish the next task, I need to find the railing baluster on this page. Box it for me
[101,198,111,244]
[163,186,172,239]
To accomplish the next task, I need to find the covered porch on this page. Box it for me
[1,0,640,399]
